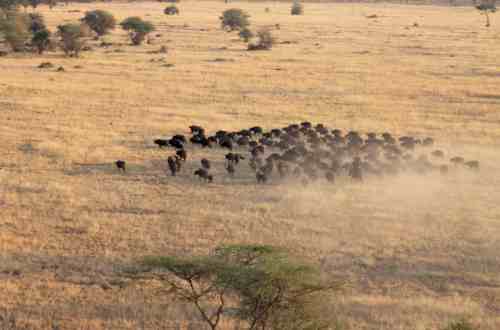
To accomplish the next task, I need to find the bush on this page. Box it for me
[0,11,31,51]
[248,28,274,50]
[31,28,50,53]
[120,16,154,45]
[442,319,477,330]
[291,1,304,15]
[0,0,19,10]
[82,10,116,36]
[163,5,179,15]
[28,12,45,33]
[140,245,340,330]
[220,8,250,31]
[57,23,86,57]
[238,27,253,42]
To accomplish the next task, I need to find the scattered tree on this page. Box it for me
[248,28,274,51]
[31,28,50,53]
[0,0,20,11]
[82,10,116,36]
[220,8,249,31]
[120,16,155,45]
[238,27,253,42]
[291,1,304,15]
[476,0,496,27]
[57,23,86,56]
[164,5,179,15]
[0,11,31,51]
[140,244,340,330]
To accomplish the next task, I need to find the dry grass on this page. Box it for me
[1,1,500,329]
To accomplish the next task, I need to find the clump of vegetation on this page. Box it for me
[139,244,339,330]
[220,8,250,31]
[57,23,87,57]
[120,16,155,45]
[248,28,274,51]
[31,28,51,53]
[0,0,19,11]
[291,1,304,15]
[164,5,179,15]
[238,27,253,42]
[82,10,116,37]
[476,0,496,27]
[442,319,477,330]
[0,11,31,51]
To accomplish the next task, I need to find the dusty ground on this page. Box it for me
[1,1,500,329]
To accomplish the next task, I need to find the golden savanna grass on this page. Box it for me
[1,1,500,329]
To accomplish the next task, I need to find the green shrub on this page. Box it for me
[220,8,250,31]
[238,27,253,42]
[120,16,154,45]
[31,28,50,53]
[140,244,340,330]
[0,11,31,51]
[442,319,476,330]
[57,23,86,56]
[163,5,179,15]
[291,1,304,15]
[82,10,116,36]
[0,0,19,11]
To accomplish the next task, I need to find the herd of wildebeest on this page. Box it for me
[115,122,480,184]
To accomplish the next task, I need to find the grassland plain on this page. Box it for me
[1,1,500,329]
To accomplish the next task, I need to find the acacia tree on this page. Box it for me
[476,0,497,27]
[82,10,116,37]
[120,16,154,45]
[140,245,340,330]
[219,8,249,31]
[57,23,85,56]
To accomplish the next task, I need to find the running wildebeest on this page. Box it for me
[167,156,177,176]
[194,168,213,182]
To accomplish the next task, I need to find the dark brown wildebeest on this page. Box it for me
[201,158,211,170]
[194,168,213,182]
[167,156,177,176]
[176,149,187,162]
[154,139,169,148]
[349,157,363,181]
[256,171,268,184]
[115,160,126,172]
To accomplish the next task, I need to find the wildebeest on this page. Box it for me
[349,157,363,181]
[225,163,235,177]
[256,171,268,183]
[115,160,126,172]
[201,158,211,170]
[154,139,169,148]
[194,168,213,182]
[226,153,245,165]
[176,149,187,162]
[167,156,177,176]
